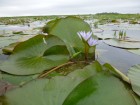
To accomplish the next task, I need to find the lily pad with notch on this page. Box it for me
[0,35,70,75]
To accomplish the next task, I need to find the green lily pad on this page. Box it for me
[63,72,135,105]
[2,42,19,54]
[0,38,16,49]
[1,73,38,86]
[95,33,114,39]
[48,16,92,55]
[18,35,35,42]
[0,35,22,49]
[0,72,2,79]
[1,62,137,105]
[22,29,40,35]
[128,64,140,96]
[132,92,140,105]
[0,35,69,75]
[104,39,140,49]
[42,18,60,33]
[127,49,140,56]
[2,35,36,54]
[1,62,100,105]
[0,49,2,54]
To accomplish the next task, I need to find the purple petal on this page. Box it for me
[77,31,92,41]
[84,31,92,40]
[88,37,98,46]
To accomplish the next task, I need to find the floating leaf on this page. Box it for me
[0,73,38,86]
[104,39,140,49]
[95,33,114,39]
[63,72,135,105]
[1,62,101,105]
[131,92,140,105]
[2,42,19,54]
[1,62,137,105]
[128,64,140,96]
[0,35,69,75]
[18,35,35,42]
[0,72,2,79]
[0,38,16,49]
[42,18,60,33]
[48,16,92,55]
[127,49,140,56]
[2,35,40,54]
[103,63,130,83]
[0,49,2,55]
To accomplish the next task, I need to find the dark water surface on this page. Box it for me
[97,42,140,74]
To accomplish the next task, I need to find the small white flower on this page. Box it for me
[88,37,98,46]
[43,38,47,44]
[77,31,92,41]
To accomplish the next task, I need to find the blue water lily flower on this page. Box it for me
[77,31,92,41]
[88,37,98,46]
[77,31,98,61]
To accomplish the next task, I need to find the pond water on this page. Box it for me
[0,25,29,31]
[97,42,140,74]
[29,20,46,28]
[95,23,140,37]
[0,20,48,37]
[0,20,47,33]
[93,23,140,74]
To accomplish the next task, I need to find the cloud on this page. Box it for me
[0,0,140,17]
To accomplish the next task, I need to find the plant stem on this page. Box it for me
[38,61,74,78]
[84,43,89,61]
[93,46,96,60]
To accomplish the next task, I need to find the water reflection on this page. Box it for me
[97,42,140,74]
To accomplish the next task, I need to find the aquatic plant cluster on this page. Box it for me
[114,30,127,40]
[77,31,98,60]
[0,16,140,105]
[118,30,126,40]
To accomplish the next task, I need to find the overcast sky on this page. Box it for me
[0,0,140,17]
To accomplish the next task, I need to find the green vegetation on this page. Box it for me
[12,31,23,34]
[0,13,140,25]
[94,13,140,20]
[0,15,60,25]
[93,13,140,24]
